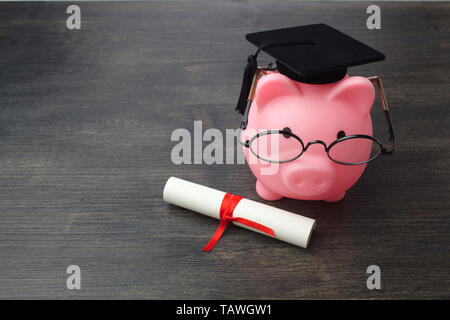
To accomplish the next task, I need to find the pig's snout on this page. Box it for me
[282,156,336,197]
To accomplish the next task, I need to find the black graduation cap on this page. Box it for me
[236,23,385,114]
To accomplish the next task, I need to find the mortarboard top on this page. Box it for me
[246,23,385,85]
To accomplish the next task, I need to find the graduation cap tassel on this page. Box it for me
[235,49,260,115]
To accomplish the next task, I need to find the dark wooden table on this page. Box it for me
[0,1,448,299]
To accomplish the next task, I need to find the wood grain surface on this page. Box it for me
[0,1,448,299]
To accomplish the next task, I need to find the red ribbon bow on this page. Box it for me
[202,193,275,252]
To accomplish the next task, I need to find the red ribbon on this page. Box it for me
[202,193,275,252]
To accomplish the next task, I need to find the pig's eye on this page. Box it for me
[337,130,346,139]
[282,127,292,138]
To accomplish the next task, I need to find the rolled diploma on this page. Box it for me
[163,177,316,248]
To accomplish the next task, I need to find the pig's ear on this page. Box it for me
[328,76,375,115]
[255,73,301,108]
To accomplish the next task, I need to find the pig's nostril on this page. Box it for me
[294,177,303,185]
[315,178,325,186]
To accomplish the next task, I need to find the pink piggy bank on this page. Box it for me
[241,72,376,202]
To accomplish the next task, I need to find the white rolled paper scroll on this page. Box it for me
[163,177,316,249]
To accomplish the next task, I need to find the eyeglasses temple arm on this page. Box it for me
[368,76,395,154]
[240,64,277,130]
[240,68,262,130]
